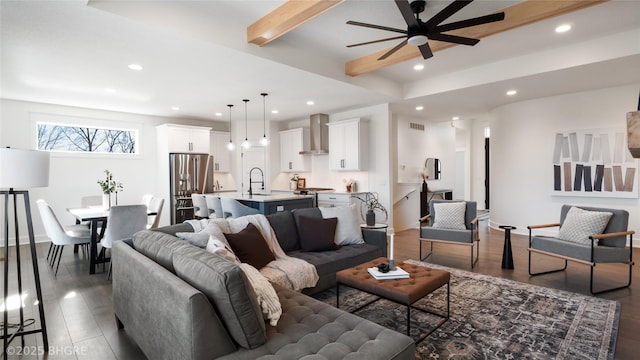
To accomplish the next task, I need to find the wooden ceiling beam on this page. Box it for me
[345,0,608,77]
[248,0,344,46]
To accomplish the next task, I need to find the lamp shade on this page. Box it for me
[0,148,50,189]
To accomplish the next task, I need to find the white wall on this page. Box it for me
[490,83,640,237]
[0,99,225,244]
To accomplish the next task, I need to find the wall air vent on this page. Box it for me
[409,122,425,131]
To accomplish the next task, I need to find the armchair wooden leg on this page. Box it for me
[528,250,567,276]
[471,242,479,269]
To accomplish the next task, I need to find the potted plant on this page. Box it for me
[97,170,124,208]
[354,192,388,226]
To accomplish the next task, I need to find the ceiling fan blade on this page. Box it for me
[435,12,505,33]
[346,20,407,34]
[428,32,480,46]
[395,0,419,27]
[418,42,434,59]
[346,35,407,48]
[378,39,408,60]
[425,0,473,29]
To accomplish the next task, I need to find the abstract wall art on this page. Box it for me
[551,127,638,198]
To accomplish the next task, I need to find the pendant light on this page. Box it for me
[242,99,251,149]
[226,104,235,150]
[259,93,269,146]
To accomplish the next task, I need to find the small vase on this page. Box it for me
[366,210,375,226]
[346,184,352,193]
[102,193,111,209]
[290,181,297,191]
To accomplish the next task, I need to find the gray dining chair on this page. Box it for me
[191,194,209,219]
[37,200,91,276]
[100,204,147,279]
[205,195,224,219]
[220,197,259,218]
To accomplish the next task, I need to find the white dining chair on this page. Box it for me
[205,195,224,219]
[37,200,91,276]
[220,197,259,218]
[100,204,147,279]
[146,196,165,229]
[191,194,209,219]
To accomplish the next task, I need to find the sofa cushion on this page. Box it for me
[216,285,415,360]
[175,231,210,248]
[289,243,382,277]
[319,204,365,245]
[266,211,300,252]
[225,223,276,269]
[206,236,240,263]
[432,202,467,230]
[292,207,322,241]
[132,230,196,273]
[172,248,267,349]
[558,206,612,245]
[298,216,338,252]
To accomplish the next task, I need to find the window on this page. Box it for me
[37,122,138,154]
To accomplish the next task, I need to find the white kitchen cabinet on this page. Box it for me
[210,131,231,173]
[280,128,310,172]
[159,124,211,153]
[316,192,366,208]
[327,118,367,171]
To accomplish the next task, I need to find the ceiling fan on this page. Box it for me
[346,0,505,60]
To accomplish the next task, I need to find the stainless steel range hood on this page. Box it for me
[299,113,329,155]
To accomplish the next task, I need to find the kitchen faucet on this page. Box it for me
[248,167,265,196]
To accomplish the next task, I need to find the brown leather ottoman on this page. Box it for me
[336,257,450,342]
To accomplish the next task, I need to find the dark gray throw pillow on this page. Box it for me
[298,216,338,252]
[225,223,276,269]
[172,249,267,349]
[266,211,300,252]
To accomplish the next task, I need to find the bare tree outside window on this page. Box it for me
[37,122,138,154]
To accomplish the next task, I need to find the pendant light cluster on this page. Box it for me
[226,92,270,151]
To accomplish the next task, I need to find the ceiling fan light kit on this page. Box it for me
[346,0,505,61]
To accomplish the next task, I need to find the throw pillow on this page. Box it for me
[225,223,276,269]
[559,206,612,245]
[432,202,467,230]
[206,236,240,263]
[297,216,338,252]
[238,263,282,326]
[266,211,300,252]
[172,249,266,349]
[175,231,210,248]
[319,204,365,245]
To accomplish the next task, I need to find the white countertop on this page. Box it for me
[211,192,315,203]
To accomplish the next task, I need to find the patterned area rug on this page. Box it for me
[313,260,619,360]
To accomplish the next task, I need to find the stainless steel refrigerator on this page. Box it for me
[169,153,214,224]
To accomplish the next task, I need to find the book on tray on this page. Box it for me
[367,266,410,280]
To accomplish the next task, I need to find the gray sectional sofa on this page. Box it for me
[112,207,415,360]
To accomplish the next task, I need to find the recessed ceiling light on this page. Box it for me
[104,88,116,93]
[128,64,143,71]
[506,90,517,96]
[452,116,460,120]
[306,100,315,106]
[215,112,222,117]
[413,64,424,71]
[555,24,572,33]
[416,106,424,111]
[271,109,279,114]
[171,106,180,111]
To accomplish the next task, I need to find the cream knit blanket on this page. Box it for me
[191,215,319,292]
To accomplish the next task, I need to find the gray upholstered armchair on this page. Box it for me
[528,204,635,294]
[419,199,479,268]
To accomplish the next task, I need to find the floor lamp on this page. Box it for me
[0,148,49,356]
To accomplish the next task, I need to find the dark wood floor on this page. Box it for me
[1,218,638,359]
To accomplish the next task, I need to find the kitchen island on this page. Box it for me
[213,192,315,215]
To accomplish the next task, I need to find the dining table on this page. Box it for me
[67,207,109,274]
